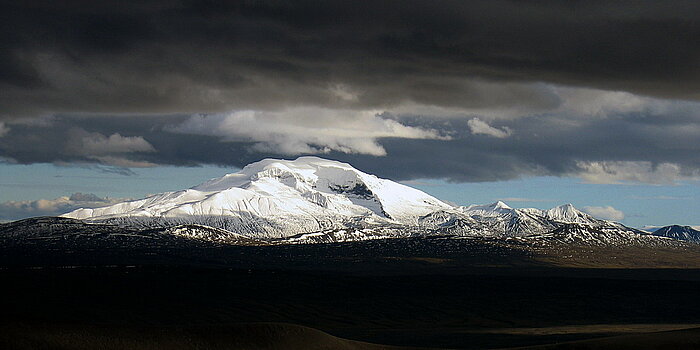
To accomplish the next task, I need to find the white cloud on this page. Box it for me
[329,84,360,102]
[467,118,512,138]
[64,130,157,169]
[582,205,625,221]
[628,195,687,200]
[78,132,155,155]
[554,86,650,117]
[0,193,128,221]
[384,84,670,121]
[575,161,700,185]
[168,107,449,156]
[0,122,9,137]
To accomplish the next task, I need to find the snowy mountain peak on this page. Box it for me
[461,201,514,217]
[192,156,359,192]
[63,157,453,236]
[492,201,512,210]
[546,204,594,223]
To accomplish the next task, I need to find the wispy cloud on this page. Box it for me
[627,195,689,200]
[582,205,625,221]
[467,118,512,138]
[75,132,155,155]
[575,161,700,185]
[0,122,9,137]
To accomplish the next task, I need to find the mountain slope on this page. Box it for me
[653,225,700,243]
[419,201,624,240]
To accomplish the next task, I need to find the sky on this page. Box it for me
[1,1,699,228]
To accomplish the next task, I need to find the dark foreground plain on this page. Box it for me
[2,237,700,349]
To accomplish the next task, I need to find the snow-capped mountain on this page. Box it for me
[417,200,618,238]
[60,156,658,245]
[652,225,700,243]
[64,157,452,238]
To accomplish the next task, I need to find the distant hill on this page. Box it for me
[653,225,700,243]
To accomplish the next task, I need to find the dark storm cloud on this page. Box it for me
[2,0,700,118]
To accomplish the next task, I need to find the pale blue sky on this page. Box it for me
[1,162,697,228]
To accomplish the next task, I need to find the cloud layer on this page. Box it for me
[3,1,700,119]
[2,98,700,184]
[1,2,700,185]
[0,193,128,221]
[168,108,447,156]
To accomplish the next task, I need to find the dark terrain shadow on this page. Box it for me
[1,266,700,349]
[0,322,428,350]
[510,327,700,349]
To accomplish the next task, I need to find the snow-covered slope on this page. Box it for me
[63,157,452,237]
